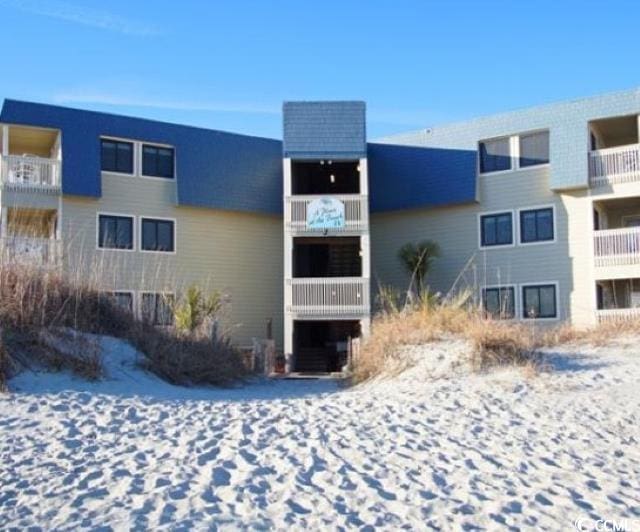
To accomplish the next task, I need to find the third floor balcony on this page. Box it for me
[0,125,62,194]
[589,114,640,187]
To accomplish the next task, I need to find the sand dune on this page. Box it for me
[1,337,639,529]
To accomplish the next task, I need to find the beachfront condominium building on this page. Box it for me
[1,88,639,373]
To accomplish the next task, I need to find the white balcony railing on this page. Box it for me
[286,277,370,316]
[594,227,640,267]
[0,237,62,267]
[589,144,640,187]
[0,155,61,192]
[596,307,640,324]
[285,195,369,233]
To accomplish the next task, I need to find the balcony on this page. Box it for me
[0,236,62,267]
[596,308,640,323]
[286,277,370,316]
[285,194,369,235]
[594,226,640,267]
[0,155,61,193]
[589,144,640,187]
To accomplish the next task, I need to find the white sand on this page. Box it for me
[1,336,639,530]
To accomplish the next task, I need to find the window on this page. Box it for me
[105,292,133,313]
[142,144,174,178]
[98,215,134,250]
[520,207,554,243]
[480,212,513,247]
[141,218,175,252]
[141,293,174,326]
[519,131,549,168]
[479,137,511,173]
[101,139,133,174]
[522,284,557,319]
[482,287,515,319]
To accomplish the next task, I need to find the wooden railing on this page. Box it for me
[596,308,640,323]
[286,277,370,315]
[0,237,62,267]
[285,195,368,233]
[0,155,61,191]
[589,144,640,187]
[593,227,640,267]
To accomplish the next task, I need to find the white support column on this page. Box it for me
[284,313,293,373]
[1,125,8,156]
[361,233,371,282]
[360,317,371,339]
[360,156,371,341]
[0,126,6,236]
[359,157,368,195]
[283,157,294,373]
[1,206,7,239]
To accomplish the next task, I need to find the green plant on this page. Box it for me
[174,285,223,335]
[376,283,403,314]
[398,240,440,295]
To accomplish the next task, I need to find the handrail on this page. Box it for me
[589,143,640,186]
[0,154,61,190]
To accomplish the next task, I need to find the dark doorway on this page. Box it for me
[294,320,361,373]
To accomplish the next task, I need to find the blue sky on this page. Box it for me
[1,0,639,139]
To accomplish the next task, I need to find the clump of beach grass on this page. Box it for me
[0,262,247,390]
[353,285,637,384]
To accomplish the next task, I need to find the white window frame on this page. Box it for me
[520,281,560,321]
[478,209,516,250]
[96,212,136,252]
[100,136,137,177]
[480,284,518,321]
[139,216,177,254]
[478,135,514,176]
[517,204,557,246]
[139,291,175,327]
[99,137,177,182]
[140,141,177,181]
[517,129,551,170]
[478,129,550,176]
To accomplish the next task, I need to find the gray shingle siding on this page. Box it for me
[379,87,640,191]
[283,101,367,160]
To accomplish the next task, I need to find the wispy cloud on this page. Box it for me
[52,90,280,115]
[1,0,160,36]
[52,87,435,125]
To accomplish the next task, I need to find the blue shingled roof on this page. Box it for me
[0,99,479,215]
[283,101,367,160]
[367,143,477,212]
[0,99,284,214]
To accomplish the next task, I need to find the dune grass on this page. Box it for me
[353,289,638,383]
[0,264,247,390]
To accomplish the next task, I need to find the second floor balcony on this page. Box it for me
[286,277,370,316]
[593,197,640,268]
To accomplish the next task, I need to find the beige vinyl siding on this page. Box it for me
[371,165,577,323]
[62,172,283,347]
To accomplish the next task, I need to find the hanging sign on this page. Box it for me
[307,197,346,230]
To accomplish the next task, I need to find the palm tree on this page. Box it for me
[398,240,441,295]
